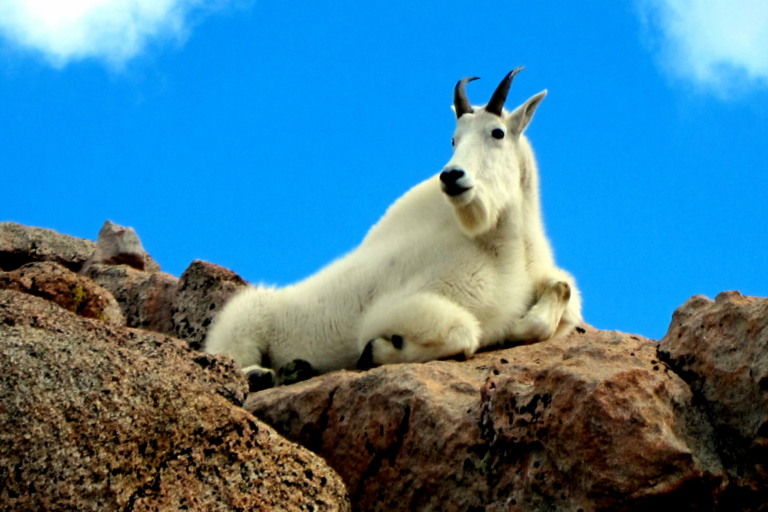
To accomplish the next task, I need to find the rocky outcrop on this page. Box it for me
[0,222,351,511]
[0,221,240,346]
[1,221,766,511]
[246,328,728,511]
[0,289,350,511]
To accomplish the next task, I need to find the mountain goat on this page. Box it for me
[205,68,582,390]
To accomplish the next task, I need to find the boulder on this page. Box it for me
[0,261,125,325]
[246,328,725,511]
[0,290,350,511]
[660,291,768,510]
[80,220,160,273]
[171,260,248,349]
[85,263,178,335]
[0,222,95,272]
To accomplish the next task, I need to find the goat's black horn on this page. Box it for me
[454,76,479,119]
[485,67,524,116]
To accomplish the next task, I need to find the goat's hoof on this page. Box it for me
[247,369,276,392]
[278,359,317,386]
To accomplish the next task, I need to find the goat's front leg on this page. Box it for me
[507,278,576,343]
[356,291,481,369]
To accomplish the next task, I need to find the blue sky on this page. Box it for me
[1,0,766,340]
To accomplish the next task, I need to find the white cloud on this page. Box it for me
[0,0,229,69]
[637,0,768,95]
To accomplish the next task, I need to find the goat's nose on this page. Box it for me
[440,168,465,185]
[440,169,470,196]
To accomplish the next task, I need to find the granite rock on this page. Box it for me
[0,221,95,272]
[171,260,248,349]
[0,290,350,511]
[80,220,160,273]
[0,261,125,325]
[246,328,726,511]
[661,291,768,511]
[85,263,178,335]
[5,222,767,511]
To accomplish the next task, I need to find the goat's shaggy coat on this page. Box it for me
[205,69,582,380]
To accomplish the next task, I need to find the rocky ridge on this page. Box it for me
[1,220,766,511]
[0,222,349,511]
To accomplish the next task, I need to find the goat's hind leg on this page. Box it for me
[206,332,276,392]
[204,286,278,392]
[508,279,574,343]
[357,291,481,369]
[243,357,317,390]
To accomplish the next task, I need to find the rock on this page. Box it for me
[246,328,725,511]
[81,220,160,273]
[0,221,95,272]
[0,222,176,333]
[0,290,350,511]
[660,291,768,510]
[86,263,178,335]
[0,261,125,325]
[171,260,248,350]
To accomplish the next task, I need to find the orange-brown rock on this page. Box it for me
[0,261,125,325]
[246,328,725,511]
[85,263,178,334]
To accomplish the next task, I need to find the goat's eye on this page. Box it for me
[451,137,455,147]
[491,128,505,140]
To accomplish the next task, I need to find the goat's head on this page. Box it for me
[440,68,546,235]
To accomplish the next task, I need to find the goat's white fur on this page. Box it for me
[205,77,582,379]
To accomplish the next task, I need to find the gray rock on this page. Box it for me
[80,220,160,273]
[661,291,768,510]
[0,221,95,272]
[171,260,247,350]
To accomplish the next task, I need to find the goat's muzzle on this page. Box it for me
[440,169,471,197]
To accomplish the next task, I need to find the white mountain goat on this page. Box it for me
[205,68,582,390]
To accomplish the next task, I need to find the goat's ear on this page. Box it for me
[507,90,547,136]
